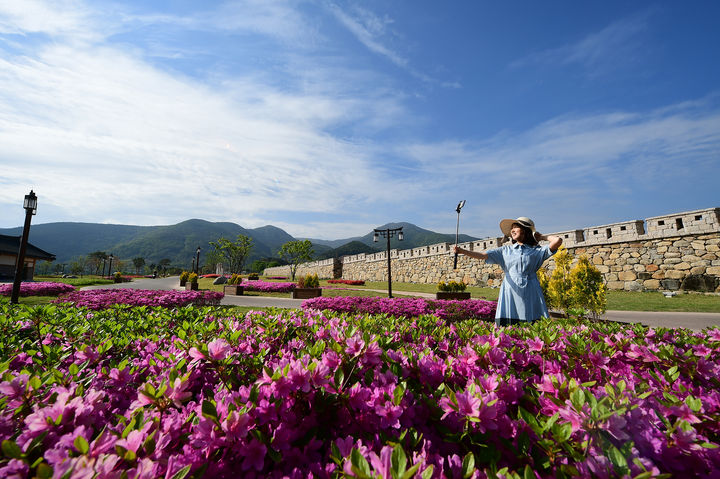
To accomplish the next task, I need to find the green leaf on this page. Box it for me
[202,400,218,421]
[685,396,702,413]
[461,452,475,479]
[334,368,345,388]
[420,465,434,479]
[351,448,372,479]
[607,444,628,471]
[393,383,405,406]
[391,444,407,479]
[73,436,89,455]
[2,439,23,459]
[36,462,53,479]
[571,389,585,409]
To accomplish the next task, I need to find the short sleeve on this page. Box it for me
[485,247,504,266]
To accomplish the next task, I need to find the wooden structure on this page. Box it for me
[0,234,55,281]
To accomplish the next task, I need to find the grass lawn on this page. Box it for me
[35,275,114,287]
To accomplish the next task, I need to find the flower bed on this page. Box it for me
[303,296,496,321]
[328,279,366,286]
[1,303,719,478]
[0,281,75,297]
[242,280,296,293]
[52,288,224,309]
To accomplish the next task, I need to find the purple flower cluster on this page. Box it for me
[242,280,296,293]
[0,281,75,297]
[52,288,224,309]
[1,304,719,478]
[303,296,497,321]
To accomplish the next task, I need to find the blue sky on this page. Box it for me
[1,1,719,240]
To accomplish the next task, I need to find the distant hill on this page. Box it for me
[0,219,476,268]
[316,241,379,260]
[355,222,477,250]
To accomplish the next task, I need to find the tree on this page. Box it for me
[133,257,146,275]
[277,240,314,281]
[158,258,172,275]
[208,235,253,274]
[88,251,108,275]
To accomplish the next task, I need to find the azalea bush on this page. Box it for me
[52,289,223,310]
[328,279,366,286]
[303,296,496,322]
[242,280,296,293]
[0,282,75,297]
[0,303,719,478]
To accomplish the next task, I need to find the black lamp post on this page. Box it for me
[101,257,106,277]
[195,247,201,274]
[107,254,114,276]
[10,190,38,304]
[373,227,403,298]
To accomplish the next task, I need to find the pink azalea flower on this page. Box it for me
[345,335,365,356]
[527,337,544,352]
[241,439,267,471]
[207,338,231,360]
[165,378,192,407]
[369,445,393,479]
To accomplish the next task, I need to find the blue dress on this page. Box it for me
[486,243,555,322]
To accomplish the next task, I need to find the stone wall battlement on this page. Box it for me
[264,207,720,292]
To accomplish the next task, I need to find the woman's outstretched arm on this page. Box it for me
[453,245,488,260]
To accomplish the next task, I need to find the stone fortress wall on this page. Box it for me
[264,207,720,292]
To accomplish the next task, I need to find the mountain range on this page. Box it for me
[0,220,477,268]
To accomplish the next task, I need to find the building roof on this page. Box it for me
[0,234,56,261]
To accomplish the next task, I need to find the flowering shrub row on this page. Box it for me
[328,279,366,286]
[303,296,496,322]
[0,303,718,478]
[242,280,296,293]
[0,281,75,297]
[52,288,223,309]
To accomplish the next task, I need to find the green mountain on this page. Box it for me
[316,241,379,260]
[356,222,477,250]
[0,220,476,269]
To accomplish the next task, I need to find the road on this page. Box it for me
[81,276,720,331]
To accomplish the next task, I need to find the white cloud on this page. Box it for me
[510,11,653,77]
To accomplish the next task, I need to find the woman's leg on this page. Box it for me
[495,317,520,326]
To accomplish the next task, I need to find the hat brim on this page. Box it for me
[500,218,535,237]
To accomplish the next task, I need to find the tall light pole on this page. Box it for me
[195,246,201,274]
[373,227,403,298]
[107,254,114,276]
[10,190,38,304]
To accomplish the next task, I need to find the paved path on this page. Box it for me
[81,277,720,331]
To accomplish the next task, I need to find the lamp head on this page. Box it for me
[24,190,38,215]
[373,232,379,243]
[456,200,466,213]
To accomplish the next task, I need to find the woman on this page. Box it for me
[453,216,562,326]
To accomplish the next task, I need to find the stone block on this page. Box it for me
[618,271,636,281]
[624,281,644,291]
[674,262,691,270]
[646,264,659,272]
[607,281,625,290]
[665,270,685,280]
[652,271,665,280]
[690,266,707,275]
[681,274,720,292]
[637,272,653,280]
[660,279,680,290]
[643,279,661,290]
[707,266,720,275]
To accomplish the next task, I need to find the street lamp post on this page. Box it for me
[108,255,114,276]
[195,247,201,274]
[373,227,403,298]
[10,190,38,304]
[101,258,106,277]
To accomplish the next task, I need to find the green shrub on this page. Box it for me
[229,274,242,285]
[248,272,259,280]
[113,272,123,283]
[188,273,199,284]
[539,246,607,318]
[180,271,190,282]
[299,273,320,288]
